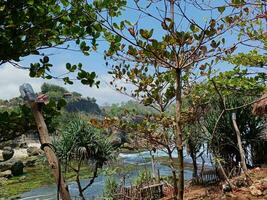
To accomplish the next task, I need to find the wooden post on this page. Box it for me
[20,84,71,200]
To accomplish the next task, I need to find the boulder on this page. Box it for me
[11,161,24,176]
[2,147,14,161]
[0,170,12,178]
[27,147,42,157]
[18,134,28,148]
[23,157,37,167]
[19,142,28,148]
[0,159,13,172]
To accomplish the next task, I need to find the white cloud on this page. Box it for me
[0,63,45,99]
[0,64,130,105]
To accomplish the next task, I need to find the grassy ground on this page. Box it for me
[0,164,53,198]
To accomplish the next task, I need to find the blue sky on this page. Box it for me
[0,0,256,105]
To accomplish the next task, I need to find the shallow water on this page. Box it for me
[20,150,209,199]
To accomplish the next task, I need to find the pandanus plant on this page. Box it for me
[54,118,114,200]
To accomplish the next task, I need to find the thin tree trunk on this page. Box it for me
[76,158,86,200]
[169,0,184,198]
[77,175,85,200]
[30,102,71,200]
[175,68,184,200]
[150,150,156,179]
[167,147,178,200]
[232,113,248,172]
[191,152,198,178]
[188,140,198,178]
[218,160,234,189]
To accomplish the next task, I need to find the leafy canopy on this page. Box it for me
[0,0,126,86]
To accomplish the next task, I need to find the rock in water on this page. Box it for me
[0,170,12,178]
[23,157,37,167]
[27,147,42,157]
[2,147,14,161]
[19,142,28,148]
[11,161,24,176]
[0,160,13,172]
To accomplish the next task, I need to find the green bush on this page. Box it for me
[103,177,118,200]
[133,169,152,186]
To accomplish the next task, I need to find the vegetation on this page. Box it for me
[0,0,126,86]
[103,177,118,200]
[0,165,54,198]
[133,169,153,186]
[0,97,63,142]
[1,0,267,200]
[54,118,114,200]
[41,83,102,115]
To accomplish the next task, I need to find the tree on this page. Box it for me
[54,118,114,200]
[0,0,126,85]
[0,97,63,142]
[41,83,68,96]
[103,100,156,117]
[193,69,266,172]
[98,1,246,198]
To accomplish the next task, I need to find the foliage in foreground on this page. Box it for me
[54,118,114,200]
[103,177,118,200]
[0,98,63,142]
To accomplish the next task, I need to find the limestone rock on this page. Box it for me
[11,161,24,176]
[0,170,12,178]
[23,157,37,167]
[19,142,28,148]
[27,147,42,157]
[0,159,13,172]
[2,147,14,161]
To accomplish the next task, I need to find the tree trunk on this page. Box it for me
[188,140,198,178]
[30,102,71,200]
[218,160,235,189]
[167,147,178,200]
[77,175,86,200]
[150,150,156,179]
[232,113,248,172]
[175,68,184,200]
[191,152,198,178]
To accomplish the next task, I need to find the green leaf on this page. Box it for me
[190,24,199,33]
[57,98,67,110]
[218,6,225,14]
[66,63,71,71]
